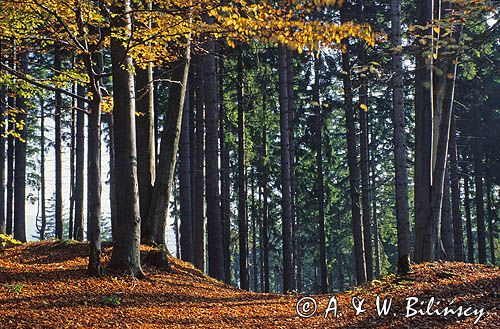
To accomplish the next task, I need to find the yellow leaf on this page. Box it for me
[360,103,368,112]
[433,26,440,34]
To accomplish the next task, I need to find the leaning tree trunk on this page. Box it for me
[146,51,191,254]
[54,45,63,240]
[313,55,328,293]
[391,0,411,274]
[237,48,249,290]
[108,0,143,277]
[340,6,366,284]
[278,44,295,292]
[13,52,27,243]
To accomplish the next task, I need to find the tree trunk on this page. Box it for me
[250,171,258,291]
[179,81,193,263]
[449,108,464,261]
[13,52,27,243]
[278,45,295,292]
[219,57,232,284]
[313,56,328,293]
[391,0,411,274]
[237,48,249,290]
[193,63,206,272]
[74,84,85,241]
[414,0,434,263]
[472,106,487,264]
[261,92,270,293]
[203,40,225,282]
[68,82,76,240]
[54,45,63,240]
[441,171,454,260]
[0,52,5,235]
[136,64,156,242]
[108,0,143,277]
[462,161,474,263]
[6,79,14,236]
[340,7,366,284]
[147,52,190,252]
[486,178,495,264]
[106,113,117,241]
[39,97,46,240]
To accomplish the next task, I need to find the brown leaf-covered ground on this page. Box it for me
[0,241,498,328]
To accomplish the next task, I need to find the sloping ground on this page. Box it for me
[0,242,498,328]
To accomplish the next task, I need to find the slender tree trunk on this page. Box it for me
[13,52,27,243]
[203,40,225,282]
[179,82,193,262]
[313,56,328,293]
[219,57,231,284]
[261,92,270,293]
[472,106,487,264]
[193,63,206,272]
[463,164,474,263]
[0,54,5,235]
[449,108,464,261]
[278,45,295,292]
[6,82,14,236]
[108,0,143,277]
[68,83,76,240]
[106,113,117,241]
[74,84,85,241]
[335,211,345,291]
[237,49,249,290]
[340,7,366,284]
[441,171,454,260]
[250,172,258,291]
[136,63,156,243]
[39,97,46,240]
[54,45,63,239]
[414,0,434,263]
[391,0,411,274]
[486,178,495,264]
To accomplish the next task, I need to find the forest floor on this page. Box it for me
[0,241,499,328]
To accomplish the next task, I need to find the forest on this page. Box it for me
[0,0,499,327]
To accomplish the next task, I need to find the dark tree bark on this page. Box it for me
[203,40,225,282]
[449,109,464,261]
[136,64,156,243]
[54,45,63,240]
[193,63,206,272]
[237,48,249,290]
[39,97,46,240]
[219,56,232,284]
[6,78,14,236]
[0,52,5,235]
[108,0,143,277]
[74,84,85,241]
[278,45,295,292]
[340,7,366,284]
[13,52,27,243]
[261,92,270,293]
[391,0,411,274]
[414,0,434,263]
[250,171,258,292]
[179,82,193,263]
[313,56,328,293]
[462,162,475,263]
[68,82,76,240]
[441,171,454,260]
[486,178,495,265]
[146,53,190,253]
[472,106,487,264]
[106,113,117,241]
